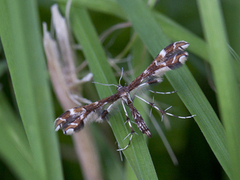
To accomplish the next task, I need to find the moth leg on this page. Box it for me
[117,102,152,152]
[121,100,136,134]
[145,78,162,85]
[149,89,177,95]
[117,132,134,151]
[135,95,196,119]
[116,100,138,151]
[124,120,137,125]
[100,101,115,120]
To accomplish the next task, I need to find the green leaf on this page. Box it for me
[70,7,158,180]
[0,92,35,180]
[197,0,240,179]
[0,0,63,179]
[0,61,8,77]
[65,0,209,62]
[116,0,231,178]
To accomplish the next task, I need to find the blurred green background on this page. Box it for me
[0,0,239,179]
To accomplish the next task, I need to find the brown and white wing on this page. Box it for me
[54,94,120,135]
[54,106,97,135]
[128,41,189,91]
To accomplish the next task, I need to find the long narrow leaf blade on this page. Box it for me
[116,0,231,178]
[70,7,158,180]
[197,0,240,179]
[0,92,36,180]
[0,1,63,179]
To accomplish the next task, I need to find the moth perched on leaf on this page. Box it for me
[55,41,195,149]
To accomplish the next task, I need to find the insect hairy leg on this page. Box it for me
[55,41,195,153]
[149,89,177,95]
[117,100,136,151]
[135,95,196,119]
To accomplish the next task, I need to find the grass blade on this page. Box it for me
[197,0,240,179]
[0,92,36,180]
[68,0,209,62]
[70,7,158,179]
[116,0,231,178]
[0,1,63,179]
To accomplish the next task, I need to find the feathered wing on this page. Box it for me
[128,41,189,91]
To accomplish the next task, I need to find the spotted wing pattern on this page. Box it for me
[54,41,191,139]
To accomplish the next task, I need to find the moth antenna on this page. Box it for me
[119,67,124,86]
[92,81,118,87]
